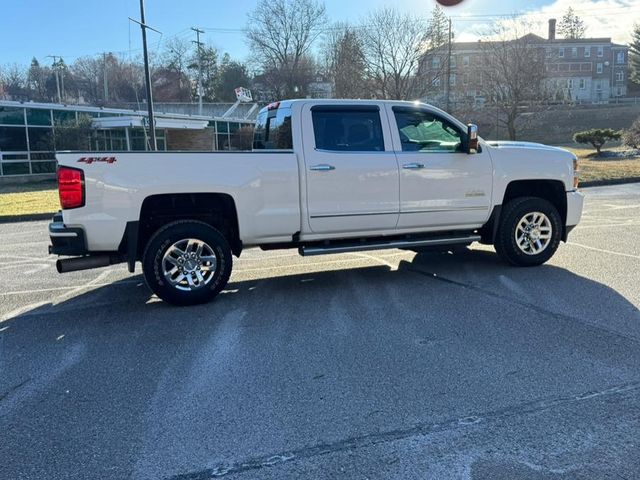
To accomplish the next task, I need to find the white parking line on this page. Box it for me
[568,242,640,260]
[0,280,141,297]
[0,230,46,238]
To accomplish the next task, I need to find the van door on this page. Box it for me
[386,105,493,230]
[301,104,399,234]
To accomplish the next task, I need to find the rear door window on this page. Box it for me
[311,107,384,152]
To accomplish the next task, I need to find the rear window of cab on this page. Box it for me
[253,107,293,150]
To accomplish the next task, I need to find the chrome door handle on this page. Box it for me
[403,162,425,170]
[310,164,336,171]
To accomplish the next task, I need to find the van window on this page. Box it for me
[311,107,384,152]
[253,107,293,150]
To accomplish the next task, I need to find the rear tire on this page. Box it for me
[142,220,232,306]
[494,196,562,267]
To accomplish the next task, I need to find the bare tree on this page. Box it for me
[479,21,549,140]
[1,64,28,100]
[360,8,428,100]
[246,0,326,98]
[160,37,193,98]
[72,56,102,103]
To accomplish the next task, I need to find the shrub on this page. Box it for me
[621,118,640,149]
[573,128,621,154]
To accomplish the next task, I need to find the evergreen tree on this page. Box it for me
[427,5,450,49]
[332,28,368,98]
[630,23,640,85]
[194,45,219,101]
[558,7,586,39]
[215,53,250,102]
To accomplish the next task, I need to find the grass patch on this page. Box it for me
[0,181,59,217]
[558,145,640,184]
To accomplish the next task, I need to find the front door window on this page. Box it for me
[393,109,462,153]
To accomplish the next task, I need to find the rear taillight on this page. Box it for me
[57,166,85,209]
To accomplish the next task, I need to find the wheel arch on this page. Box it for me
[482,179,568,244]
[136,192,242,260]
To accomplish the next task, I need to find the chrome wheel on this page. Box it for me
[162,238,217,291]
[515,212,552,256]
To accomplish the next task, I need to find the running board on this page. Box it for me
[299,234,481,257]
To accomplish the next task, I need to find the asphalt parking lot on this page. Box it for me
[1,183,640,480]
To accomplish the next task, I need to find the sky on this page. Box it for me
[2,0,638,68]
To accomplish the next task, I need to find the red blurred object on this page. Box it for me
[57,166,85,209]
[436,0,465,6]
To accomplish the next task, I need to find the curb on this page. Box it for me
[0,213,55,224]
[580,177,640,188]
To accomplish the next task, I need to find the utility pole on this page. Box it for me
[103,52,109,103]
[445,18,452,112]
[130,0,162,150]
[191,27,205,116]
[47,55,63,103]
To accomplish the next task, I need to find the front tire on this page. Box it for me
[142,220,232,306]
[494,197,562,267]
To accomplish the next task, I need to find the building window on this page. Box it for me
[597,46,604,57]
[617,52,625,64]
[0,126,28,150]
[595,81,602,91]
[1,162,30,176]
[463,73,469,85]
[463,55,470,66]
[449,74,456,87]
[26,109,52,126]
[432,56,441,69]
[559,47,565,58]
[53,110,77,125]
[0,107,25,125]
[617,86,623,96]
[567,79,574,89]
[584,47,591,58]
[571,47,578,58]
[597,63,603,74]
[579,79,586,90]
[616,71,625,82]
[28,127,54,150]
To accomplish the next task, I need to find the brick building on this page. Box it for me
[420,19,629,107]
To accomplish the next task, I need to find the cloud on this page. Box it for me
[455,0,639,44]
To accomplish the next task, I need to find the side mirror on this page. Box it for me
[467,124,479,154]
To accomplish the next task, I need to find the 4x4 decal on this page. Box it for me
[77,157,117,164]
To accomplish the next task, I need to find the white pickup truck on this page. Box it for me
[49,99,584,305]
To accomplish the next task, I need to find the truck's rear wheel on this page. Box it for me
[494,197,562,267]
[142,220,232,306]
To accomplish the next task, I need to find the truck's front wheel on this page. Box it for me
[142,220,232,306]
[494,197,562,267]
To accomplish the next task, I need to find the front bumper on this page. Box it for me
[48,212,88,256]
[566,190,585,227]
